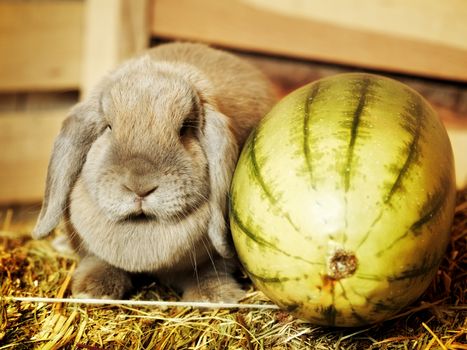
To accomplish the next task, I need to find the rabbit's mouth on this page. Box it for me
[124,212,157,223]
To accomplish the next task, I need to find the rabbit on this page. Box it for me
[32,42,277,302]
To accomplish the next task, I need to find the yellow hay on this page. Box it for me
[0,190,466,349]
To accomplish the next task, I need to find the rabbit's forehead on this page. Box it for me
[102,74,197,126]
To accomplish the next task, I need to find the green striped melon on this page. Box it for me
[230,73,456,326]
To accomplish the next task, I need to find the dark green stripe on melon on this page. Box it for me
[285,304,300,312]
[371,300,406,313]
[338,281,370,325]
[410,179,448,233]
[246,129,302,233]
[303,82,321,188]
[376,177,449,256]
[247,130,279,209]
[230,202,323,266]
[319,304,338,326]
[352,285,410,316]
[240,261,303,284]
[355,273,385,281]
[387,252,442,282]
[383,96,424,204]
[344,78,371,192]
[356,92,425,250]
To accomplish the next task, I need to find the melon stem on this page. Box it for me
[328,249,358,280]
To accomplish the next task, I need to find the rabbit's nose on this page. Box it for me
[123,183,159,198]
[136,186,158,198]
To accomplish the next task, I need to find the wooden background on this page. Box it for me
[0,0,466,203]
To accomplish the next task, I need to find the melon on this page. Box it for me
[229,73,456,326]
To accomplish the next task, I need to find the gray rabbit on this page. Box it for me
[33,42,276,301]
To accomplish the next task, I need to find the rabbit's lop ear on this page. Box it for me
[32,100,103,239]
[200,105,239,258]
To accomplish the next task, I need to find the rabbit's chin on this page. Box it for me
[70,177,214,273]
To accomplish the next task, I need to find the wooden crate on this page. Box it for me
[0,1,83,91]
[0,0,149,203]
[0,108,67,203]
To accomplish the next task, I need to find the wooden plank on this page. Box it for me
[244,0,467,51]
[80,0,150,98]
[446,127,467,189]
[150,0,467,82]
[0,110,66,203]
[0,92,77,112]
[0,0,83,91]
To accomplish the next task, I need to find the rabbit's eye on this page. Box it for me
[179,119,196,139]
[179,124,188,137]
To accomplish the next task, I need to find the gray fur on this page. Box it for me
[33,42,276,301]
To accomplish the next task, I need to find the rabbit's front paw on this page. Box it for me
[71,255,133,299]
[182,274,245,303]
